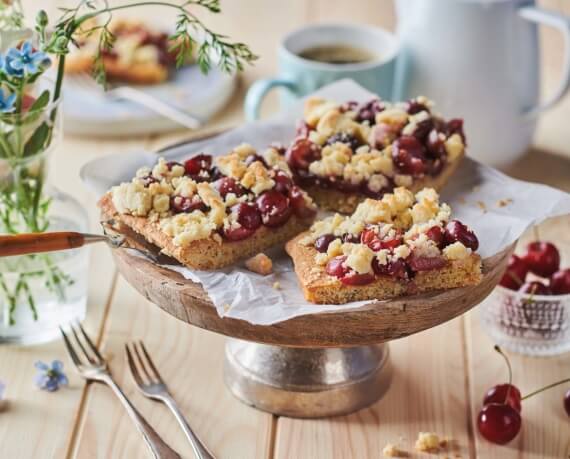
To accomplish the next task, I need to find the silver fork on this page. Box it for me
[125,341,215,459]
[71,72,203,130]
[60,323,181,459]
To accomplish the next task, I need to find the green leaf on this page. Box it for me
[29,90,50,113]
[23,122,50,157]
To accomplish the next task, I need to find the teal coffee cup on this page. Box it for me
[244,23,399,121]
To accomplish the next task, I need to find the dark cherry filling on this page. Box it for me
[444,220,479,251]
[140,175,158,187]
[424,225,445,249]
[165,152,313,242]
[355,99,385,124]
[326,132,363,152]
[233,202,262,230]
[407,99,430,115]
[340,100,359,113]
[446,118,466,143]
[214,177,246,198]
[183,153,213,182]
[256,190,292,227]
[317,219,477,283]
[244,154,268,168]
[340,272,375,286]
[326,256,350,278]
[315,234,336,253]
[282,98,465,196]
[286,138,321,170]
[289,185,317,219]
[271,170,294,194]
[391,135,427,177]
[372,258,409,280]
[407,252,447,272]
[170,195,206,214]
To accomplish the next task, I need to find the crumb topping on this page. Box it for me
[303,187,478,283]
[415,432,440,453]
[283,96,466,200]
[110,144,316,246]
[245,253,273,275]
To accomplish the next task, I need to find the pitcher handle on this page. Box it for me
[244,78,298,121]
[519,6,570,117]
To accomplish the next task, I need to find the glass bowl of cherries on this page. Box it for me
[481,239,570,356]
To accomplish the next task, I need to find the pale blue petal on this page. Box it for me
[34,361,49,371]
[5,93,16,107]
[6,48,20,59]
[21,41,32,53]
[51,360,63,371]
[56,374,68,386]
[34,373,49,388]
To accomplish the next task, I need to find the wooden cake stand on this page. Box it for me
[113,242,514,418]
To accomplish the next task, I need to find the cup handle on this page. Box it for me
[519,6,570,117]
[244,78,298,121]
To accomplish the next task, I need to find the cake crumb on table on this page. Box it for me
[476,200,487,212]
[245,253,273,275]
[272,281,281,290]
[497,198,513,207]
[415,432,441,453]
[382,443,407,457]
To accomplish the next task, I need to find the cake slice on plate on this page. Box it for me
[99,144,317,269]
[286,187,482,304]
[281,96,466,213]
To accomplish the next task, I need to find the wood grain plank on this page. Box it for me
[0,136,120,458]
[274,317,473,459]
[467,219,570,459]
[71,276,274,459]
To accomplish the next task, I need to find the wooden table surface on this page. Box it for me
[2,1,570,458]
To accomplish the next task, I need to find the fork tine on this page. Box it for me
[70,324,96,364]
[59,326,82,368]
[138,341,163,383]
[76,321,105,363]
[125,344,146,387]
[132,342,154,383]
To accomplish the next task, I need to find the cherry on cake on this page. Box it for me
[286,187,482,304]
[99,144,317,269]
[281,96,466,213]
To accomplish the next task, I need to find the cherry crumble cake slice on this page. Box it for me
[66,19,181,85]
[281,96,466,213]
[285,187,482,304]
[99,144,317,269]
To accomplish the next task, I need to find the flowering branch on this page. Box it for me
[36,0,257,101]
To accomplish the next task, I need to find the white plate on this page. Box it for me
[62,65,237,137]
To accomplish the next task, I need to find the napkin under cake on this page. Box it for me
[281,96,466,213]
[286,187,482,304]
[99,144,317,269]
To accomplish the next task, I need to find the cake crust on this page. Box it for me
[286,232,482,304]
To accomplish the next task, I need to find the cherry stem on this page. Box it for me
[494,345,513,404]
[522,377,570,401]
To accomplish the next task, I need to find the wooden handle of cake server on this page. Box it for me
[0,232,94,257]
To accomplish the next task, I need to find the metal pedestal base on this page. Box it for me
[223,339,392,418]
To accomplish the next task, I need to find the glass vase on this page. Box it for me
[0,87,89,345]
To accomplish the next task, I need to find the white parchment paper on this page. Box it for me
[81,79,570,325]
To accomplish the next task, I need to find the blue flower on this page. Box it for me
[34,360,68,392]
[0,88,16,113]
[3,41,51,77]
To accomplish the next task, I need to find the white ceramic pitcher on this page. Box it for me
[394,0,570,166]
